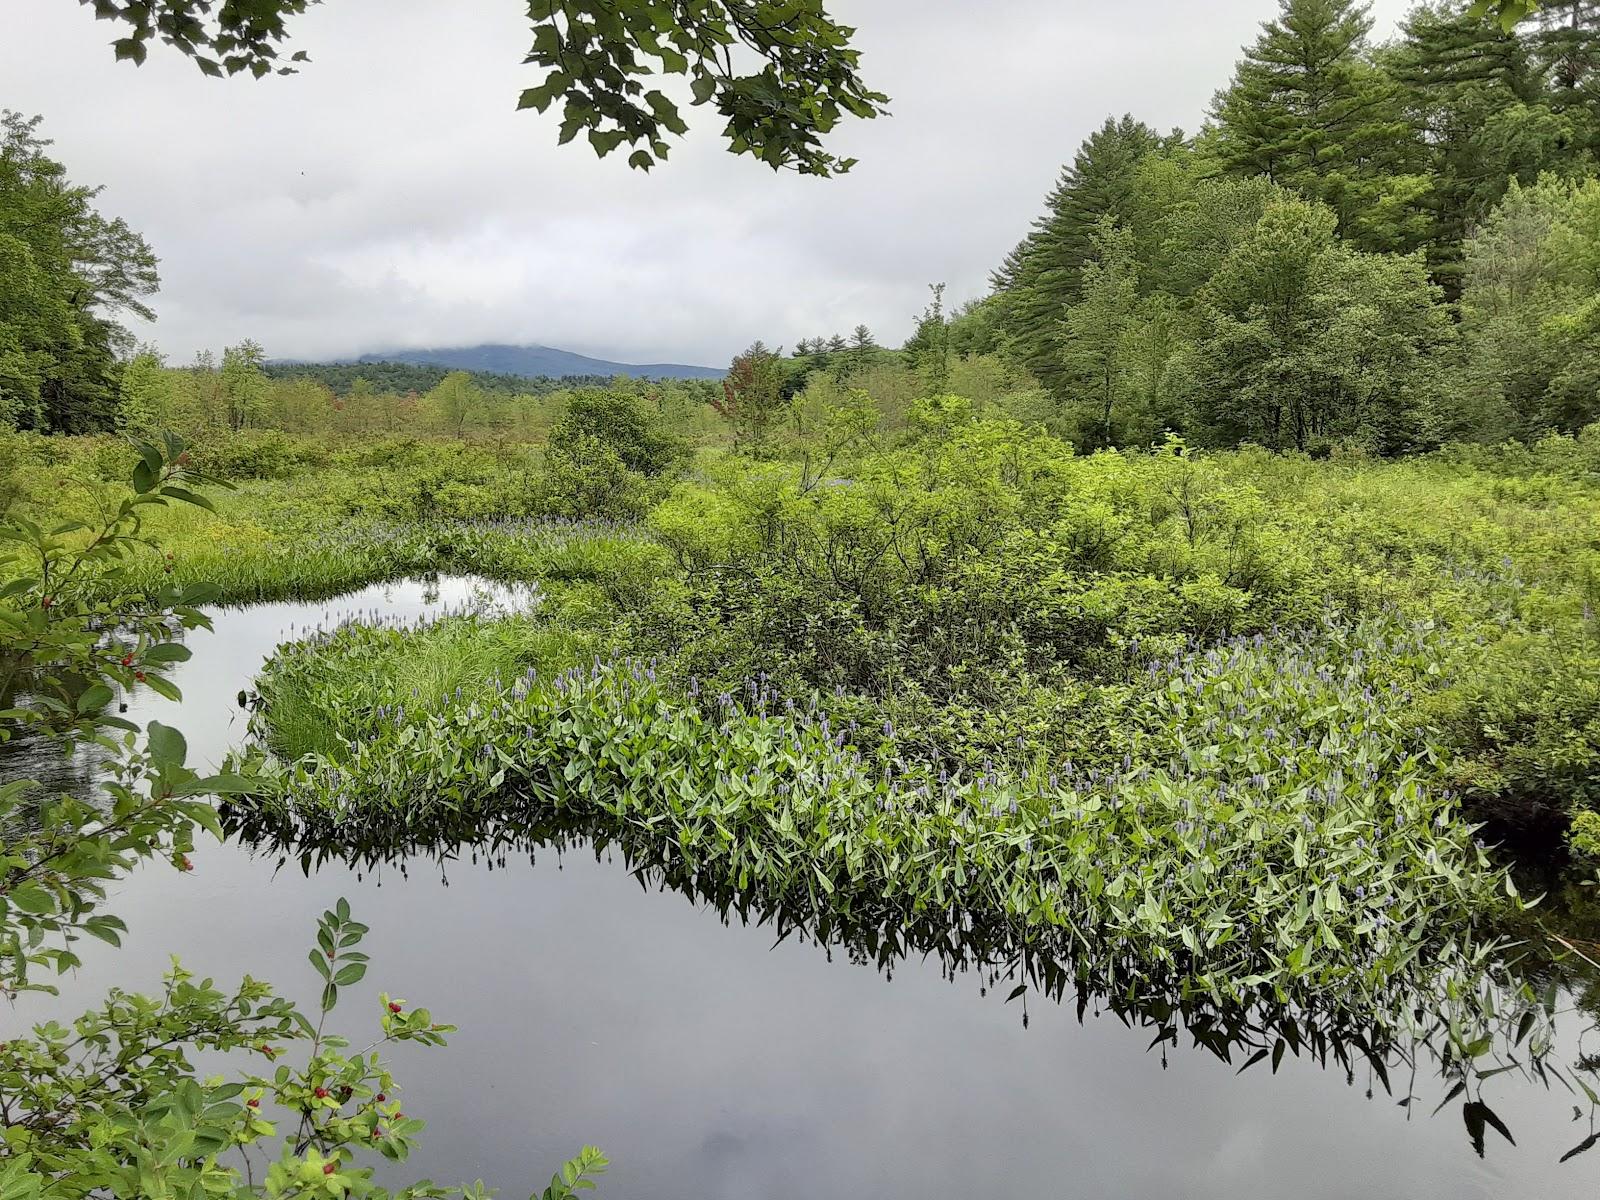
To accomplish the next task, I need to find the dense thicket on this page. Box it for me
[983,0,1600,452]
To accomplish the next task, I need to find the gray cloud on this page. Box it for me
[5,0,1413,367]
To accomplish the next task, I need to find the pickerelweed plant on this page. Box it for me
[246,608,1567,1078]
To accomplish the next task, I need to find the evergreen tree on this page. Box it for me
[994,115,1164,391]
[1535,1,1600,100]
[1211,0,1424,253]
[715,341,787,446]
[850,324,876,350]
[904,284,952,393]
[1389,3,1543,297]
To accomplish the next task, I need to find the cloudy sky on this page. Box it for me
[6,0,1413,368]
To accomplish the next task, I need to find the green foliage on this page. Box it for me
[0,440,606,1197]
[0,111,157,434]
[548,389,684,476]
[81,0,887,175]
[1422,628,1600,840]
[1389,4,1547,298]
[261,360,615,398]
[1455,175,1600,441]
[993,116,1166,391]
[250,610,1553,1059]
[715,341,788,448]
[1189,196,1452,453]
[1211,0,1426,252]
[981,0,1600,451]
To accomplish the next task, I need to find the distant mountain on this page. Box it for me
[355,343,724,381]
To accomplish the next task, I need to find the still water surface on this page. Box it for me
[6,576,1599,1199]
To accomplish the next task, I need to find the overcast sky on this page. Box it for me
[5,0,1413,367]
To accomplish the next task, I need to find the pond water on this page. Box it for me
[5,576,1599,1199]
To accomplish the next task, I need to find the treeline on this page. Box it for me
[260,360,617,397]
[118,340,724,444]
[953,0,1600,453]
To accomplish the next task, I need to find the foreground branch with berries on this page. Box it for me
[0,438,606,1198]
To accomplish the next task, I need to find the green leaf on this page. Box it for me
[142,674,183,702]
[160,486,215,512]
[77,684,113,714]
[194,773,263,796]
[588,129,627,156]
[146,720,188,767]
[142,642,193,664]
[9,884,54,915]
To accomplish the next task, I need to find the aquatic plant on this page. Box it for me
[249,612,1552,1065]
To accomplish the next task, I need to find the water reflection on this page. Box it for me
[10,574,1600,1196]
[226,799,1600,1166]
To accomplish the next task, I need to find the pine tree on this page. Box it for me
[1211,0,1422,252]
[993,115,1163,391]
[1535,1,1600,97]
[1389,3,1540,298]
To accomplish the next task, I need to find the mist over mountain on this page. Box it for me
[354,343,724,380]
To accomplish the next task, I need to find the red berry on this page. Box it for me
[314,1087,328,1099]
[323,1162,336,1176]
[120,655,134,667]
[388,1002,402,1013]
[247,1098,260,1108]
[179,855,193,872]
[375,1093,386,1103]
[135,671,147,682]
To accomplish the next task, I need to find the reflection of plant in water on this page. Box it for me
[228,800,1600,1164]
[247,617,1542,1023]
[0,442,605,1199]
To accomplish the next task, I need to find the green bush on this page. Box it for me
[548,390,685,477]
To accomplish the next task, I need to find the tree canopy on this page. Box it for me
[0,110,157,432]
[74,0,889,175]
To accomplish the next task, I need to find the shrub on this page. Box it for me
[548,390,684,477]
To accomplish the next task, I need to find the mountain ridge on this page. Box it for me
[348,343,724,380]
